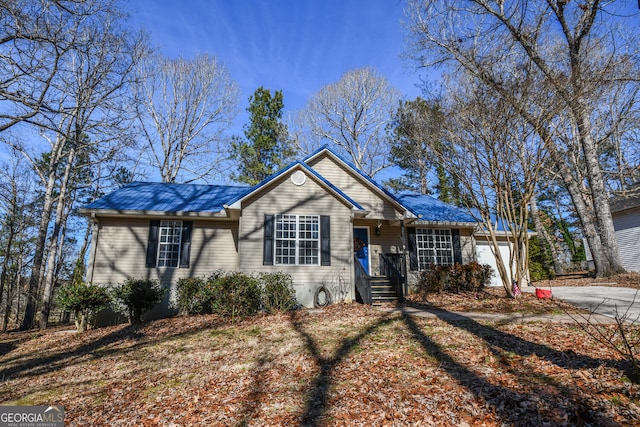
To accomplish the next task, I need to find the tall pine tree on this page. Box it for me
[230,87,295,185]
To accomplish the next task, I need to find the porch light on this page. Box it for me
[375,220,382,236]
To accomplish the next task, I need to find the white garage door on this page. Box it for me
[476,240,512,287]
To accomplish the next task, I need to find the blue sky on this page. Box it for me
[127,0,424,122]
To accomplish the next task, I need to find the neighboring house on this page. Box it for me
[80,147,512,316]
[609,192,640,272]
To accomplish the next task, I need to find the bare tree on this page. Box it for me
[404,0,639,276]
[0,0,121,131]
[436,73,548,296]
[299,67,401,177]
[7,2,146,330]
[388,97,445,194]
[134,54,240,183]
[0,153,37,330]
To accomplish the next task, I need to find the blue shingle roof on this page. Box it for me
[83,182,251,213]
[396,193,476,223]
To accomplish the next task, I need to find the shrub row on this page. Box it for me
[414,262,493,299]
[176,271,297,318]
[56,278,163,332]
[57,271,297,332]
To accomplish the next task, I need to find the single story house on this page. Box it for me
[80,147,512,315]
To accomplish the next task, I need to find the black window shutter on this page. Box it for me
[408,228,418,271]
[179,221,193,268]
[146,220,160,268]
[451,229,462,264]
[263,214,274,265]
[320,215,331,266]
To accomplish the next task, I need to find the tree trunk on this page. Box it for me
[4,256,23,331]
[39,145,76,329]
[75,310,87,333]
[545,141,613,275]
[19,140,65,331]
[573,104,625,276]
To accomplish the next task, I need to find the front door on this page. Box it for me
[353,227,370,275]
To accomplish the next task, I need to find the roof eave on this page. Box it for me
[78,208,230,219]
[412,220,477,228]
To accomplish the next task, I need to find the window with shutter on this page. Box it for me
[264,214,330,266]
[147,220,192,268]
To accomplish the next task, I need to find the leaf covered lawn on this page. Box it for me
[1,303,639,426]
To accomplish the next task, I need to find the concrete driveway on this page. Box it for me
[526,286,640,322]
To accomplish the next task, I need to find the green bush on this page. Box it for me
[415,262,492,299]
[176,270,297,318]
[528,236,555,282]
[260,272,297,313]
[112,278,164,324]
[210,271,261,321]
[56,282,111,332]
[175,277,213,315]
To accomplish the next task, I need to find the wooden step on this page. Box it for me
[370,276,399,304]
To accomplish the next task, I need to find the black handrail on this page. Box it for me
[379,253,404,302]
[354,256,371,304]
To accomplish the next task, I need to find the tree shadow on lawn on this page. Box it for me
[289,306,627,427]
[0,316,226,386]
[425,308,633,375]
[288,310,398,426]
[400,308,626,426]
[238,354,272,426]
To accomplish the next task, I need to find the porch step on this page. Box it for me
[370,276,399,305]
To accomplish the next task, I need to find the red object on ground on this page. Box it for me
[535,288,552,299]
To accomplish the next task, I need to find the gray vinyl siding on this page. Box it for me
[613,208,640,272]
[239,170,354,307]
[308,156,404,219]
[89,217,239,286]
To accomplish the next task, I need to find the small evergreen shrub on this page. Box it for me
[210,271,261,320]
[260,272,297,313]
[176,277,213,315]
[56,282,111,332]
[112,278,164,324]
[415,262,492,299]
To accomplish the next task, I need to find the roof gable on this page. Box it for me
[303,146,413,218]
[225,161,365,212]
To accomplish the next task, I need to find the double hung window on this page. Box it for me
[146,220,192,268]
[275,214,319,265]
[157,220,182,267]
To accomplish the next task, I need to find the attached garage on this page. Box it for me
[475,238,513,288]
